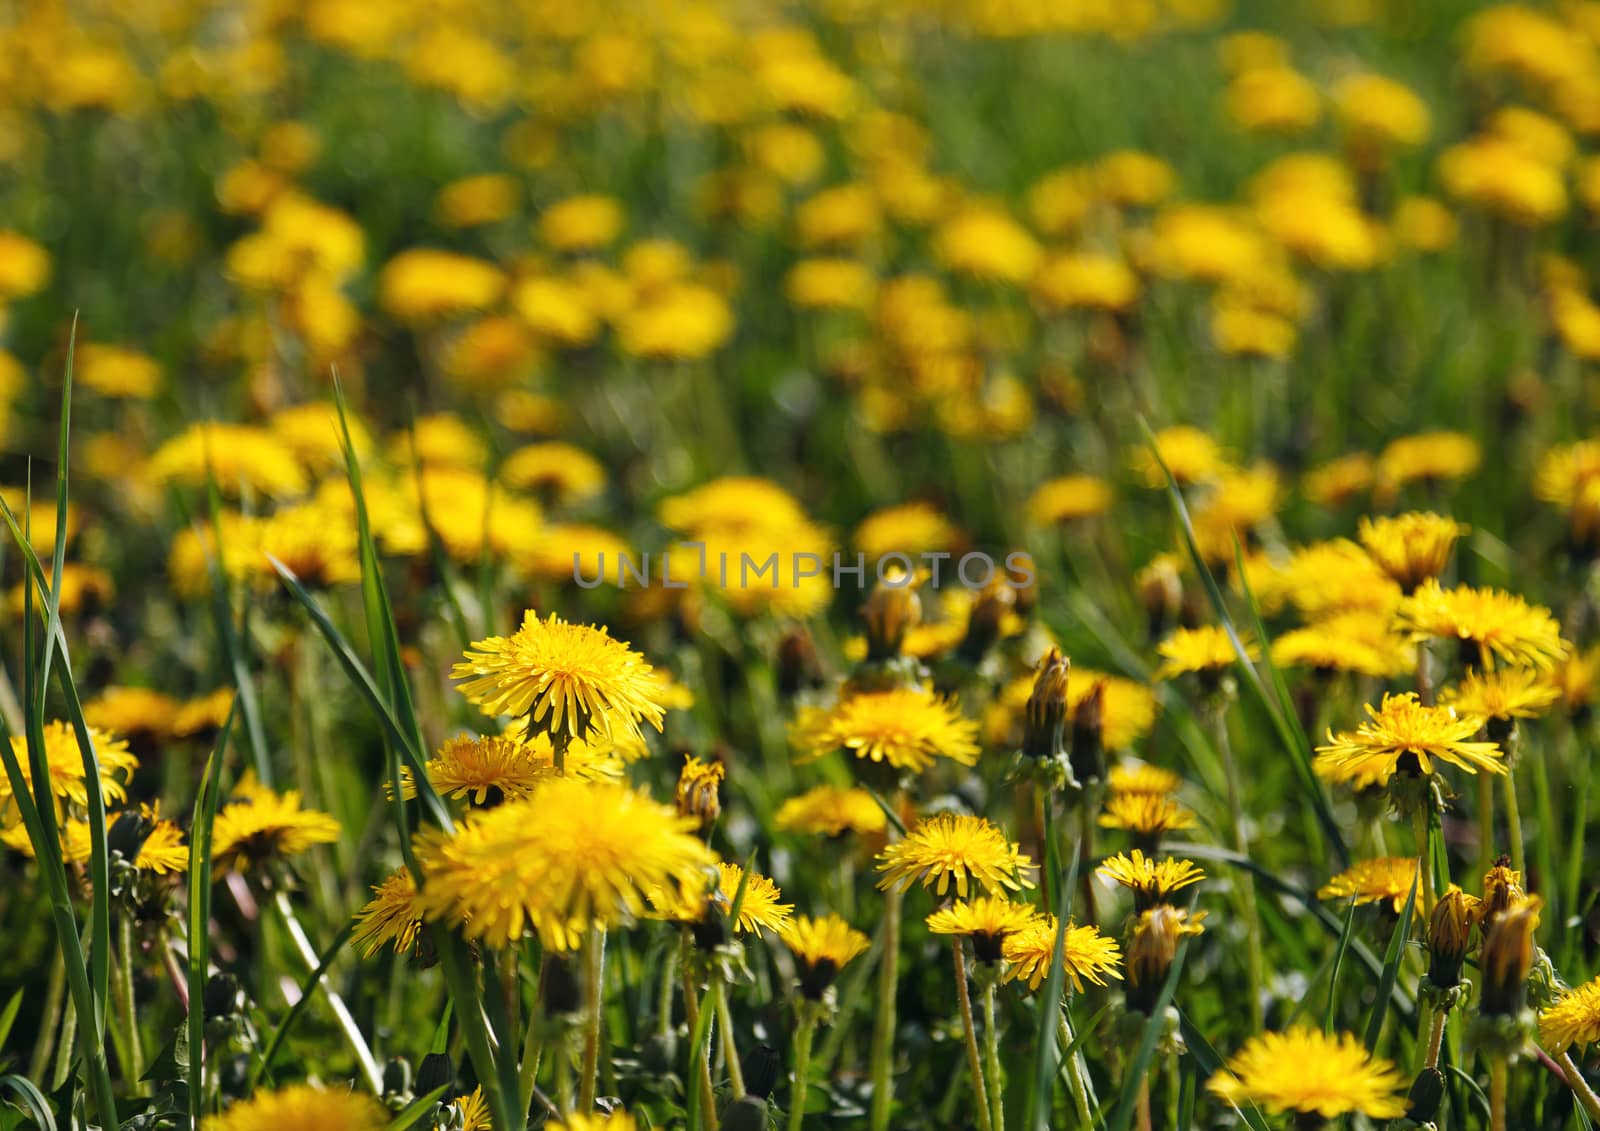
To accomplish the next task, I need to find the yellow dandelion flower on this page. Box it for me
[210,776,341,875]
[1303,452,1376,508]
[1376,431,1480,497]
[875,813,1035,898]
[1315,692,1502,788]
[1439,667,1560,722]
[1001,915,1123,992]
[791,688,980,775]
[664,862,794,937]
[147,422,307,499]
[450,1087,492,1131]
[1108,761,1183,797]
[1130,425,1229,487]
[202,1084,388,1131]
[1481,858,1527,926]
[926,896,1042,962]
[1541,975,1600,1051]
[1358,512,1468,593]
[1549,645,1600,717]
[414,777,715,951]
[351,868,427,958]
[1270,611,1415,679]
[658,476,808,537]
[399,734,583,807]
[83,686,178,742]
[774,785,888,838]
[1207,1027,1408,1120]
[1153,625,1257,681]
[500,441,607,505]
[1,721,139,815]
[675,754,724,828]
[1026,475,1115,525]
[1097,851,1205,910]
[173,688,236,738]
[781,914,872,999]
[452,611,666,746]
[1098,793,1198,836]
[546,1114,637,1131]
[1317,857,1419,912]
[853,500,960,562]
[1397,579,1568,671]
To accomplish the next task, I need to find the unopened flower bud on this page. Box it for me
[862,565,922,663]
[1126,906,1204,1015]
[1480,858,1525,931]
[675,754,724,830]
[1479,896,1541,1017]
[1069,679,1107,786]
[108,809,154,863]
[382,1056,413,1098]
[1405,1066,1445,1123]
[1427,886,1480,990]
[1021,649,1070,762]
[776,626,824,697]
[1137,555,1183,644]
[958,580,1016,664]
[415,1052,454,1097]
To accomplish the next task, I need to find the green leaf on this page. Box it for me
[0,1075,56,1131]
[1175,1010,1271,1131]
[1324,897,1358,1033]
[1363,871,1419,1053]
[1025,820,1081,1131]
[249,924,355,1091]
[685,982,718,1131]
[387,1084,451,1131]
[0,989,22,1050]
[201,473,274,785]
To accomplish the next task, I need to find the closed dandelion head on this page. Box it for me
[1098,850,1205,912]
[201,1084,388,1131]
[860,562,924,664]
[791,687,980,777]
[781,914,872,999]
[351,868,427,959]
[675,754,725,829]
[774,785,888,839]
[1314,692,1503,788]
[413,777,715,951]
[1206,1026,1408,1121]
[926,896,1042,964]
[875,813,1036,898]
[1021,648,1070,762]
[451,611,666,746]
[1479,894,1541,1016]
[1317,857,1418,913]
[210,775,341,877]
[1397,580,1568,671]
[1126,905,1205,1012]
[1357,511,1468,592]
[1153,625,1257,683]
[1428,885,1481,989]
[1001,915,1123,993]
[1481,857,1526,927]
[1540,975,1600,1052]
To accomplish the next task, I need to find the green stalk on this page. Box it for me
[682,931,716,1123]
[869,884,903,1131]
[787,1017,817,1131]
[1477,774,1495,886]
[1489,1053,1508,1131]
[1058,1014,1094,1129]
[518,953,548,1118]
[1559,1050,1600,1122]
[1420,1006,1447,1071]
[713,976,746,1099]
[1209,698,1264,1031]
[952,942,994,1131]
[115,913,144,1088]
[28,948,64,1084]
[983,980,1004,1131]
[1410,807,1438,920]
[1504,770,1526,879]
[579,924,607,1112]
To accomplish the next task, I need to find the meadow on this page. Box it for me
[5,1,1600,1129]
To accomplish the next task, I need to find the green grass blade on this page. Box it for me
[685,980,718,1131]
[0,1074,58,1131]
[1443,1063,1493,1123]
[202,475,274,785]
[387,1084,452,1131]
[1324,897,1358,1033]
[1175,1010,1271,1131]
[189,704,238,1125]
[0,988,22,1049]
[1025,820,1080,1131]
[1362,872,1419,1053]
[1137,418,1349,865]
[249,923,356,1091]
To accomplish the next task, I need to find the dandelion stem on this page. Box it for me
[1504,770,1526,879]
[1477,773,1495,886]
[115,912,145,1089]
[983,979,1004,1131]
[951,941,994,1131]
[869,883,902,1131]
[518,953,547,1118]
[713,976,746,1099]
[682,931,716,1123]
[787,1017,816,1131]
[1489,1053,1508,1131]
[1559,1050,1600,1122]
[1209,697,1264,1031]
[1135,1073,1152,1131]
[272,890,382,1094]
[551,729,569,777]
[1410,806,1438,919]
[1420,1004,1447,1071]
[579,924,607,1113]
[1058,1013,1094,1129]
[28,946,64,1085]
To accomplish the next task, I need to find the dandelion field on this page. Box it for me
[13,2,1600,1130]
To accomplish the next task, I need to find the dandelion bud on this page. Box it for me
[382,1057,413,1098]
[958,579,1015,663]
[1137,554,1183,643]
[1021,649,1070,761]
[1426,886,1480,989]
[675,754,725,830]
[203,972,244,1021]
[415,1052,454,1098]
[1069,679,1107,786]
[776,626,824,697]
[1404,1067,1445,1123]
[107,808,154,863]
[1126,906,1204,1015]
[862,564,922,662]
[1479,896,1541,1017]
[717,1095,769,1131]
[543,953,583,1016]
[744,1043,782,1099]
[1480,857,1525,929]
